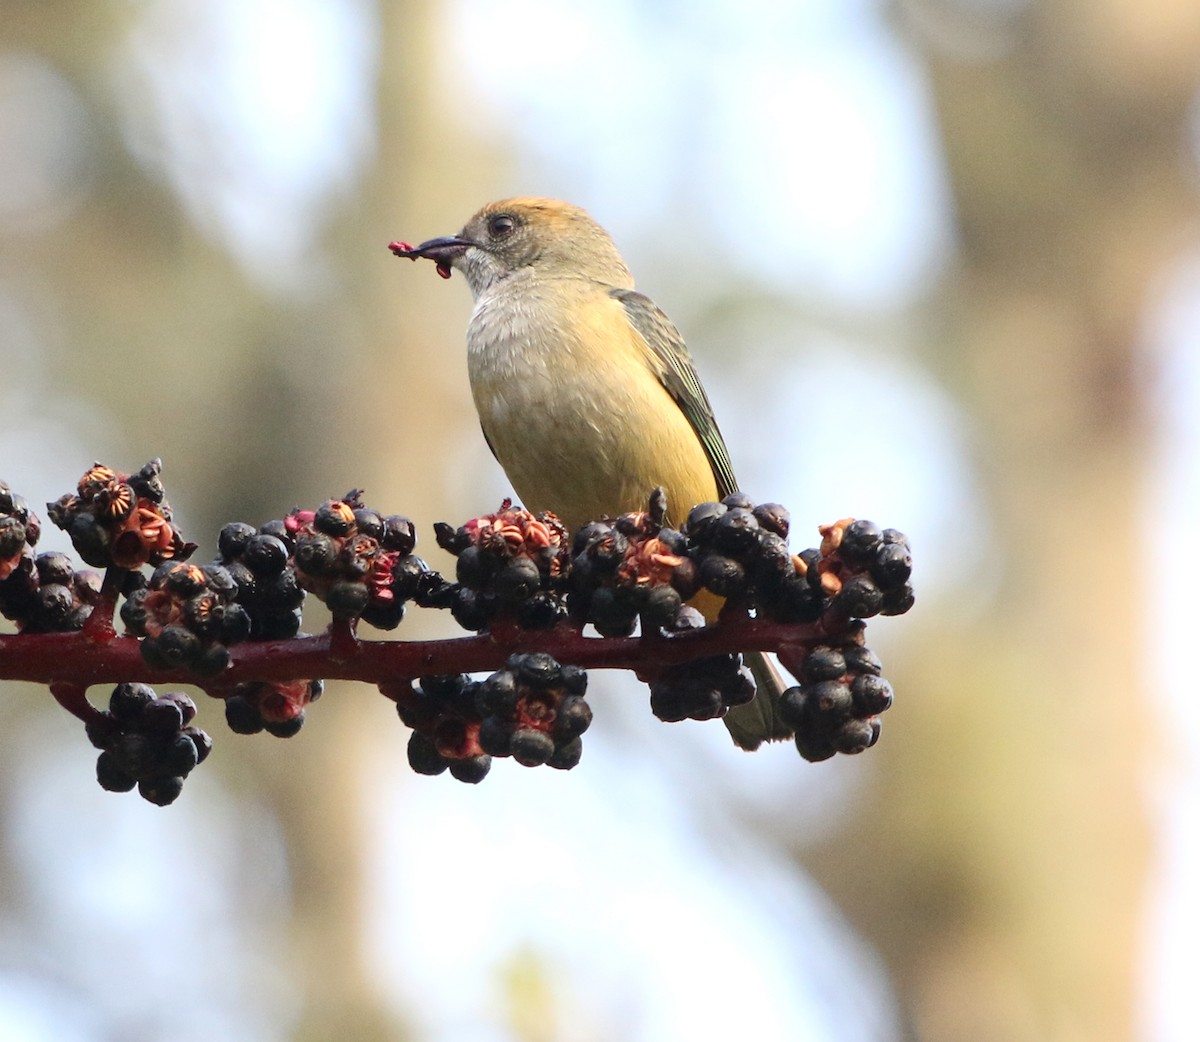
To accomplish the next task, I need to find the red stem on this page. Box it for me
[1,614,846,696]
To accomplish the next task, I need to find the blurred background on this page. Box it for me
[2,1,1197,1039]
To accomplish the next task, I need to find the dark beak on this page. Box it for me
[388,235,472,279]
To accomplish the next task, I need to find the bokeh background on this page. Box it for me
[2,1,1198,1040]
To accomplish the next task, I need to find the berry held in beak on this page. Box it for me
[388,236,472,279]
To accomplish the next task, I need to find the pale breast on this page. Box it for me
[466,277,719,529]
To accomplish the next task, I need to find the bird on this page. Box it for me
[391,197,791,750]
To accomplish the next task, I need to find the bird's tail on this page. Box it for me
[723,651,794,751]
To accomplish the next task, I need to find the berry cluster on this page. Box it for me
[569,495,697,636]
[213,520,307,640]
[223,679,324,738]
[1,481,41,581]
[392,673,492,784]
[86,683,212,806]
[390,653,592,782]
[780,622,895,762]
[649,652,756,723]
[1,547,103,633]
[4,457,920,796]
[46,460,195,570]
[287,493,444,628]
[475,652,592,769]
[682,495,822,622]
[433,501,570,631]
[120,561,250,674]
[800,519,914,620]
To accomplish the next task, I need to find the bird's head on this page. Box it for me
[390,198,633,297]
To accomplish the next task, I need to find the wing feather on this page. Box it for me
[610,288,738,499]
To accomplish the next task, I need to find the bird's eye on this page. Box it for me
[487,213,516,238]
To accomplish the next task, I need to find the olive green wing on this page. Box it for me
[610,288,738,499]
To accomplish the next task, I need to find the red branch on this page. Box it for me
[1,614,844,697]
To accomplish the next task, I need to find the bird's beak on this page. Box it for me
[388,235,472,279]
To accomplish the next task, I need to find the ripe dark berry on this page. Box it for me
[264,716,304,739]
[779,686,808,730]
[183,726,213,764]
[650,676,724,722]
[588,586,638,637]
[381,515,417,555]
[515,590,566,629]
[362,598,406,630]
[447,756,491,784]
[85,713,121,751]
[576,524,627,573]
[553,696,593,739]
[314,500,355,537]
[844,644,883,676]
[150,624,202,668]
[640,584,683,630]
[138,775,185,807]
[142,697,185,733]
[34,551,74,585]
[721,492,754,511]
[110,682,156,723]
[839,519,883,566]
[872,542,913,587]
[752,502,790,538]
[514,652,561,687]
[262,570,305,612]
[219,604,253,644]
[35,583,74,624]
[224,695,264,735]
[96,751,137,792]
[668,557,700,599]
[258,608,302,639]
[243,534,289,576]
[407,732,447,775]
[161,732,201,775]
[752,531,795,586]
[325,580,370,619]
[510,728,556,767]
[295,533,339,575]
[477,673,519,719]
[801,647,847,683]
[882,528,911,550]
[834,575,884,618]
[763,578,826,624]
[218,521,257,560]
[455,545,494,587]
[69,514,110,568]
[548,738,583,770]
[0,515,25,557]
[880,584,916,616]
[478,716,513,756]
[493,556,541,603]
[832,717,877,755]
[698,553,746,597]
[712,507,760,555]
[656,528,688,555]
[810,679,852,716]
[797,548,823,590]
[795,730,837,763]
[257,518,294,552]
[353,508,384,539]
[852,674,893,715]
[451,586,496,631]
[684,500,727,544]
